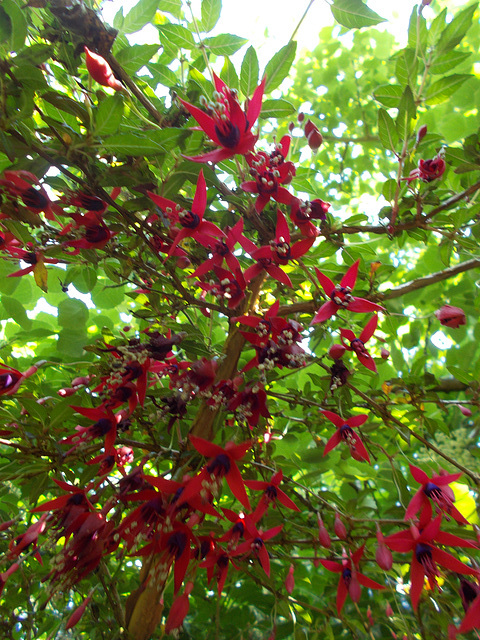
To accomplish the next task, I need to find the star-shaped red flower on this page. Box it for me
[320,409,370,463]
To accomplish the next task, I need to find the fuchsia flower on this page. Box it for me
[304,120,323,151]
[0,170,62,220]
[180,73,265,163]
[245,469,300,520]
[181,436,253,510]
[228,381,270,428]
[320,410,370,463]
[404,464,469,525]
[320,545,384,615]
[406,153,446,183]
[339,315,378,373]
[234,300,303,348]
[434,304,466,328]
[148,170,224,258]
[188,218,248,278]
[290,198,330,237]
[240,210,314,287]
[7,247,59,279]
[231,518,283,577]
[197,265,246,309]
[385,514,477,611]
[84,46,123,91]
[61,211,114,252]
[311,260,385,324]
[0,362,40,396]
[241,136,296,213]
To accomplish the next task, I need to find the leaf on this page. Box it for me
[147,62,178,87]
[122,0,159,33]
[1,0,27,50]
[41,91,90,124]
[446,366,472,386]
[430,51,472,75]
[377,108,398,152]
[1,296,31,330]
[94,94,124,136]
[263,41,297,93]
[115,44,159,75]
[437,3,477,54]
[407,6,427,53]
[396,85,416,141]
[58,299,89,328]
[157,23,196,50]
[394,48,418,86]
[425,74,472,106]
[220,56,239,90]
[203,34,247,56]
[91,283,125,309]
[33,257,48,293]
[14,44,54,66]
[240,46,259,97]
[0,7,11,44]
[102,129,187,156]
[199,0,222,32]
[330,0,385,30]
[373,84,403,108]
[260,99,296,119]
[158,0,183,18]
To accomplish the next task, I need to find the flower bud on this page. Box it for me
[380,348,390,360]
[288,121,295,133]
[317,514,332,548]
[297,112,305,123]
[304,120,323,151]
[367,605,374,626]
[434,304,466,328]
[84,46,123,91]
[334,513,347,539]
[386,602,393,617]
[459,405,473,417]
[416,124,428,143]
[285,564,295,594]
[375,541,393,570]
[328,343,346,360]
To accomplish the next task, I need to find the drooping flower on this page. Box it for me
[434,304,466,329]
[339,315,378,373]
[0,362,41,396]
[289,198,330,237]
[311,260,385,324]
[84,46,123,91]
[304,119,323,151]
[245,469,300,520]
[197,265,247,309]
[0,170,62,220]
[228,381,270,428]
[231,519,283,577]
[320,546,385,615]
[320,410,370,463]
[148,170,224,258]
[180,73,266,163]
[406,152,446,183]
[384,514,477,611]
[404,464,469,525]
[188,218,248,278]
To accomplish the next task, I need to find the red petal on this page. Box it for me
[311,301,337,324]
[266,265,292,288]
[314,267,335,295]
[359,314,378,342]
[340,260,359,289]
[320,559,342,573]
[290,238,315,259]
[347,297,385,314]
[240,180,259,194]
[357,352,377,373]
[336,576,348,614]
[275,210,290,243]
[323,430,342,456]
[258,543,271,576]
[346,414,368,428]
[277,489,300,511]
[189,435,224,457]
[432,547,477,574]
[192,170,207,216]
[320,409,344,428]
[459,595,480,633]
[183,147,235,163]
[404,490,426,521]
[409,555,425,611]
[226,463,251,510]
[179,99,219,143]
[246,77,266,126]
[65,594,92,630]
[356,572,384,590]
[410,464,429,484]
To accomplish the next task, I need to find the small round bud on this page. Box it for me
[416,124,428,143]
[297,112,305,123]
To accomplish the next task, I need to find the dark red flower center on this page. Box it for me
[85,225,110,244]
[76,193,105,211]
[24,252,38,265]
[215,120,241,149]
[256,170,278,195]
[342,567,352,586]
[92,418,114,437]
[265,485,278,501]
[22,187,49,210]
[217,554,229,569]
[179,210,200,229]
[207,453,231,477]
[330,286,353,307]
[350,338,368,357]
[0,372,20,391]
[214,239,229,256]
[168,530,187,559]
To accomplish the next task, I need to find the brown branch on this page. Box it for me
[425,179,480,220]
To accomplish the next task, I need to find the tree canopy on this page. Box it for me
[1,0,480,638]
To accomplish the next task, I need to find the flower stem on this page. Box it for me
[289,0,317,42]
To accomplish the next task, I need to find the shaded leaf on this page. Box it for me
[240,46,259,97]
[331,0,385,29]
[263,41,297,93]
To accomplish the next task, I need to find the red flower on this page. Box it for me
[311,260,385,324]
[148,170,224,259]
[245,469,300,520]
[434,304,466,328]
[181,436,253,510]
[320,410,370,463]
[180,74,265,163]
[384,514,477,611]
[0,362,40,395]
[320,546,384,615]
[0,170,61,220]
[188,218,247,278]
[228,382,270,428]
[231,519,283,577]
[234,300,303,348]
[406,153,446,183]
[241,136,296,213]
[339,315,378,373]
[61,211,114,252]
[7,247,59,279]
[241,210,314,287]
[404,464,469,525]
[197,266,246,309]
[304,119,323,151]
[290,198,330,237]
[84,46,123,91]
[165,582,194,634]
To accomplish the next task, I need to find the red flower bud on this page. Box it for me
[334,513,347,539]
[65,594,92,630]
[328,343,346,360]
[297,112,305,123]
[386,602,394,617]
[288,121,295,133]
[380,348,390,360]
[367,606,374,626]
[304,120,323,151]
[317,514,332,548]
[459,405,473,417]
[375,541,393,570]
[84,47,123,91]
[416,125,428,143]
[285,564,295,594]
[434,304,466,328]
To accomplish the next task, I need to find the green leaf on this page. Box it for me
[122,0,159,33]
[430,51,472,75]
[373,84,403,108]
[395,48,418,86]
[437,3,477,54]
[396,85,416,141]
[220,56,239,90]
[13,65,47,90]
[94,95,124,136]
[14,44,54,66]
[157,23,196,50]
[102,129,187,156]
[407,6,427,53]
[425,74,472,106]
[57,328,88,357]
[147,62,178,87]
[41,91,90,124]
[116,44,159,75]
[58,299,89,328]
[158,0,182,18]
[199,0,222,32]
[263,41,297,93]
[260,99,296,119]
[240,46,259,97]
[66,266,98,294]
[203,34,247,56]
[446,365,472,385]
[0,7,11,44]
[377,108,398,152]
[91,283,125,309]
[1,0,27,50]
[330,0,385,29]
[1,296,31,330]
